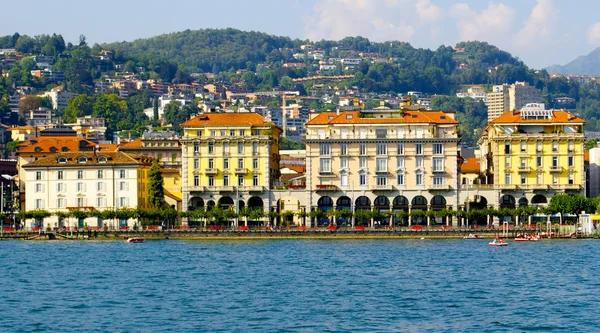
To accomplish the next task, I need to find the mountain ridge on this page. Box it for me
[545,47,600,75]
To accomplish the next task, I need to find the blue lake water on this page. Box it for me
[1,239,599,332]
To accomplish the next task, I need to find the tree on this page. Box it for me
[18,95,42,118]
[147,161,165,208]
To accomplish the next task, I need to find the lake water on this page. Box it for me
[1,239,599,332]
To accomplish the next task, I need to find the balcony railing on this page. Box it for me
[234,168,247,175]
[213,186,234,192]
[205,168,218,175]
[551,184,582,190]
[549,166,562,173]
[371,184,394,191]
[517,166,530,172]
[315,184,338,191]
[429,184,451,190]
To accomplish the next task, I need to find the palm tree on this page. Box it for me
[296,210,309,226]
[267,211,280,228]
[249,209,265,227]
[280,210,295,227]
[239,207,251,227]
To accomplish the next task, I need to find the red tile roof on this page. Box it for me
[23,152,152,168]
[490,110,585,124]
[305,110,458,125]
[181,112,269,127]
[118,138,143,148]
[17,136,109,154]
[281,165,306,173]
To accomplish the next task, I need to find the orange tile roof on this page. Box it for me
[10,125,35,131]
[181,112,269,127]
[490,110,585,124]
[16,136,113,154]
[118,138,143,148]
[305,110,458,125]
[460,157,480,174]
[281,165,306,173]
[23,152,151,168]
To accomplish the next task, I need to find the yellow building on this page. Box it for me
[479,109,585,208]
[304,108,460,227]
[181,112,281,221]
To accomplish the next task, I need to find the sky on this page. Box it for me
[1,0,599,69]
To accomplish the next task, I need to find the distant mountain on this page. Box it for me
[545,47,600,75]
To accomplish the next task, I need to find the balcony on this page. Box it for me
[371,184,394,191]
[517,184,549,190]
[240,186,264,192]
[429,184,452,191]
[432,168,445,173]
[549,166,562,173]
[213,186,234,192]
[315,184,338,192]
[551,184,582,191]
[498,184,518,191]
[205,168,218,175]
[234,168,247,175]
[517,166,530,172]
[375,169,388,174]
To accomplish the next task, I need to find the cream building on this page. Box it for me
[486,82,541,122]
[22,152,152,230]
[304,108,460,227]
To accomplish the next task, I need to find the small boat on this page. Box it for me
[464,234,481,239]
[489,239,507,246]
[515,234,541,242]
[125,237,144,243]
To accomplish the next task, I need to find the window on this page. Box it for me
[221,175,227,186]
[536,156,542,167]
[238,142,244,154]
[568,173,574,185]
[396,156,405,169]
[253,175,259,186]
[359,173,367,186]
[57,198,65,208]
[97,170,103,179]
[197,130,203,137]
[119,197,129,207]
[119,182,128,191]
[359,157,367,169]
[568,141,574,153]
[520,157,527,168]
[505,173,511,185]
[97,197,106,207]
[359,143,367,156]
[194,142,199,153]
[415,173,423,186]
[320,144,331,156]
[36,171,42,180]
[536,141,542,153]
[35,183,44,193]
[416,156,423,168]
[238,175,244,186]
[77,197,85,207]
[536,173,542,185]
[320,158,331,173]
[340,157,348,169]
[210,130,216,137]
[252,142,259,155]
[552,156,558,168]
[57,183,65,193]
[208,176,214,187]
[521,175,526,185]
[433,157,444,171]
[238,158,244,169]
[375,129,387,138]
[505,157,511,168]
[208,142,214,154]
[433,176,444,185]
[97,182,106,192]
[568,156,574,167]
[223,142,229,155]
[376,158,387,172]
[552,174,558,185]
[220,130,225,137]
[194,159,199,169]
[78,156,87,163]
[505,142,511,154]
[376,143,387,155]
[224,159,229,169]
[35,199,44,209]
[57,171,63,180]
[340,172,349,186]
[194,175,199,186]
[552,141,558,152]
[239,129,245,136]
[416,144,423,155]
[230,130,235,136]
[58,157,67,164]
[397,174,405,185]
[397,143,404,155]
[376,176,387,186]
[208,159,214,169]
[77,182,85,192]
[433,143,443,155]
[252,158,258,169]
[340,144,348,156]
[520,141,526,152]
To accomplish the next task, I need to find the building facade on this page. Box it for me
[181,112,281,222]
[486,82,541,122]
[479,109,585,208]
[304,109,460,227]
[22,152,152,230]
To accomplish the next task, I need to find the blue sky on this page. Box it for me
[1,0,599,69]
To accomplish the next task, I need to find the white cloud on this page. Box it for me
[415,0,444,23]
[588,22,600,44]
[450,2,516,42]
[515,0,557,46]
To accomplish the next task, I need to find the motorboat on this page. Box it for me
[489,239,507,246]
[464,234,481,239]
[125,237,145,243]
[514,234,540,242]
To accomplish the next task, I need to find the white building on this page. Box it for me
[22,152,152,230]
[44,90,78,110]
